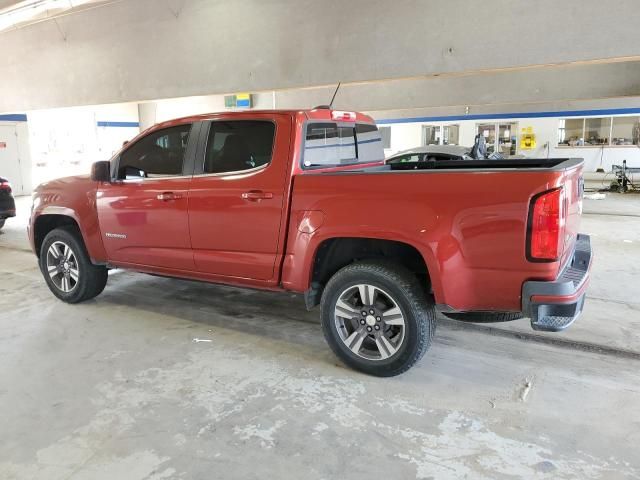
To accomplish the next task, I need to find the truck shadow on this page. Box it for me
[97,270,330,352]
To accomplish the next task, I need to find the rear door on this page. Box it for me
[97,123,199,270]
[188,114,292,281]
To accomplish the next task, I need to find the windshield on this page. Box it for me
[302,122,384,168]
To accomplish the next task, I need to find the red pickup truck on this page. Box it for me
[29,108,592,376]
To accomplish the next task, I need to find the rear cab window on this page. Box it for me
[302,122,383,168]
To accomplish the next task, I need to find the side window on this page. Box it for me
[204,121,276,174]
[118,124,191,179]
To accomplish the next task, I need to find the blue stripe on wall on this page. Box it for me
[97,121,140,128]
[375,107,640,125]
[0,114,27,122]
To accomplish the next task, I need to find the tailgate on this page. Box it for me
[560,161,584,267]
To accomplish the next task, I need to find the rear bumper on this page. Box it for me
[522,234,592,332]
[0,196,16,218]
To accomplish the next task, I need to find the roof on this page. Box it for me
[153,108,376,131]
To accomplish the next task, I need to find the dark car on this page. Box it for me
[0,176,16,230]
[386,144,525,167]
[386,145,473,164]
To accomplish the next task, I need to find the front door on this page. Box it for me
[97,123,196,270]
[188,114,292,281]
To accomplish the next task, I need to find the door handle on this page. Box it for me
[157,192,183,201]
[241,190,273,201]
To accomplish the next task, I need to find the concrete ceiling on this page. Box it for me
[0,0,20,10]
[2,0,640,113]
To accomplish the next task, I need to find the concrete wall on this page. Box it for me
[271,62,640,112]
[2,0,640,112]
[142,93,277,127]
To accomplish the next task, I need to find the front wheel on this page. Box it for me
[320,261,435,377]
[0,219,5,230]
[39,226,108,303]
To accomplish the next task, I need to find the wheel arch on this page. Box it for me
[33,213,84,259]
[305,237,436,309]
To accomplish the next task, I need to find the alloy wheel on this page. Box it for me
[46,241,79,293]
[334,284,406,361]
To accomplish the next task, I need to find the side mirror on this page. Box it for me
[91,161,111,182]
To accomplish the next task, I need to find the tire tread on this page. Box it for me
[40,226,107,304]
[321,260,435,377]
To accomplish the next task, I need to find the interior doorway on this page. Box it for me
[0,124,27,195]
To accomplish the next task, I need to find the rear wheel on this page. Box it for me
[39,227,108,303]
[0,219,5,230]
[320,261,435,377]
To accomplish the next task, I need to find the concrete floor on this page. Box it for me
[1,194,639,480]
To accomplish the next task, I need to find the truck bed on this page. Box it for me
[285,157,584,313]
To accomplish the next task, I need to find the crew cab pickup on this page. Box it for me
[29,108,592,376]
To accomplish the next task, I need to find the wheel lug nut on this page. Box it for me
[369,309,375,314]
[367,326,372,332]
[361,311,367,316]
[375,325,380,330]
[360,319,365,325]
[376,316,381,321]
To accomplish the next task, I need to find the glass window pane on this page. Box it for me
[422,125,441,145]
[584,117,611,145]
[558,119,584,146]
[355,123,384,162]
[204,121,275,174]
[304,123,356,166]
[303,123,351,167]
[303,122,384,168]
[477,124,496,153]
[377,126,391,149]
[119,124,191,179]
[443,125,459,145]
[498,123,517,156]
[611,117,640,146]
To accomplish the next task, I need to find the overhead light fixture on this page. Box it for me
[0,0,98,33]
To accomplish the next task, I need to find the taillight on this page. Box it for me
[527,188,565,261]
[0,181,11,193]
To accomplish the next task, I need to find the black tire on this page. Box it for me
[320,260,435,377]
[39,226,108,304]
[443,312,523,323]
[0,219,5,230]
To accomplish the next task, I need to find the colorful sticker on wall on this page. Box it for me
[224,93,253,108]
[236,93,251,108]
[520,126,536,149]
